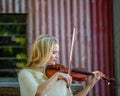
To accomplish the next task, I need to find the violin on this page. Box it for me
[46,64,115,85]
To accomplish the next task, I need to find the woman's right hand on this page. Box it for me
[91,71,104,84]
[57,72,72,87]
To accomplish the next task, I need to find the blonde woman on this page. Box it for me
[18,34,103,96]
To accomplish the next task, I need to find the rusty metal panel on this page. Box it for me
[0,0,27,13]
[27,0,92,68]
[91,0,114,96]
[1,0,114,96]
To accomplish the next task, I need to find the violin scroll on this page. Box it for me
[102,76,115,85]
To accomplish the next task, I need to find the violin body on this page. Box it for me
[46,64,91,82]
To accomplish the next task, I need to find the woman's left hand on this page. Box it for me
[58,72,72,87]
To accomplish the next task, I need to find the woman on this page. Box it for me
[18,34,104,96]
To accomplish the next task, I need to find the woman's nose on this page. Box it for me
[56,54,59,59]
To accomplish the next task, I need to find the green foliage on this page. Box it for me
[0,14,27,76]
[3,47,13,54]
[16,62,26,68]
[16,53,27,59]
[15,37,26,46]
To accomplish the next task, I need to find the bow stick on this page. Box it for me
[68,26,76,75]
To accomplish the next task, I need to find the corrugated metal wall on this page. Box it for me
[0,0,27,13]
[27,0,93,69]
[0,0,114,96]
[90,0,114,96]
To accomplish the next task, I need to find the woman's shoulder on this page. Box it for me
[19,68,32,73]
[18,68,44,79]
[18,68,33,77]
[19,68,42,75]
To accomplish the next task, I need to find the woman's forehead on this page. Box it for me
[53,44,59,50]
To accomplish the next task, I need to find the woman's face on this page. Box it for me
[47,44,59,65]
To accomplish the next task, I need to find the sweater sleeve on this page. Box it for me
[18,69,39,96]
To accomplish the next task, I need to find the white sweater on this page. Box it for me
[18,69,73,96]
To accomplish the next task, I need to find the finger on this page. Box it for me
[62,75,69,86]
[66,75,70,87]
[64,77,69,87]
[68,75,72,86]
[93,71,102,80]
[66,75,72,87]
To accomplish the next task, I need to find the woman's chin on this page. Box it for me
[51,62,56,65]
[48,62,56,65]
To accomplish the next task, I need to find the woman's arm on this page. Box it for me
[74,71,103,96]
[36,72,72,96]
[18,69,40,96]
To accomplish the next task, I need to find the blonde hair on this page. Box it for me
[26,34,58,68]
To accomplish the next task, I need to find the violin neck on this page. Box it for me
[46,65,60,70]
[72,68,93,75]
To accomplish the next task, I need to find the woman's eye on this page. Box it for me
[52,52,56,54]
[53,51,58,55]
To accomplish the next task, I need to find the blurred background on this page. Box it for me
[0,0,120,96]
